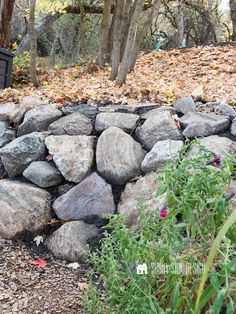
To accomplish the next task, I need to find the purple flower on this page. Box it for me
[160,209,167,220]
[209,156,221,165]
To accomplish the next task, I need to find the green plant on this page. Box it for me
[12,43,31,84]
[85,142,236,314]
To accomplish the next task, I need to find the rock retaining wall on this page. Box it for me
[0,96,236,261]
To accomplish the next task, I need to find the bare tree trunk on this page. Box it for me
[129,0,161,72]
[0,0,15,48]
[230,0,236,41]
[109,0,125,81]
[120,0,133,61]
[178,0,184,47]
[78,0,86,55]
[29,0,39,87]
[117,0,144,86]
[99,0,112,67]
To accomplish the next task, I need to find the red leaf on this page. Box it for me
[56,98,65,103]
[45,154,53,161]
[28,259,47,268]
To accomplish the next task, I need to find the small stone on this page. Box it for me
[141,107,175,119]
[48,112,92,135]
[215,103,236,119]
[45,221,99,261]
[17,106,62,136]
[45,135,94,183]
[62,103,98,119]
[135,111,182,150]
[96,127,146,185]
[0,121,15,148]
[52,172,115,221]
[141,140,184,173]
[95,112,139,133]
[230,118,236,137]
[180,112,230,138]
[23,161,63,188]
[173,97,196,114]
[0,132,46,177]
[0,180,51,239]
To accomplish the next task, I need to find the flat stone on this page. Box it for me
[173,97,196,114]
[141,140,184,173]
[141,107,175,119]
[17,106,62,136]
[23,161,63,188]
[0,132,46,177]
[52,172,115,221]
[45,135,94,183]
[118,173,164,227]
[98,103,160,114]
[48,112,92,136]
[95,112,139,133]
[230,118,236,137]
[215,103,236,119]
[62,103,98,119]
[180,112,230,138]
[135,111,183,150]
[0,121,15,148]
[96,127,146,185]
[188,135,236,157]
[45,221,98,262]
[0,180,51,239]
[0,102,26,124]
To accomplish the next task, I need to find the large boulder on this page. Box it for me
[188,135,236,157]
[23,161,63,188]
[95,112,139,133]
[45,135,94,183]
[96,127,146,185]
[215,103,236,119]
[0,102,26,124]
[117,173,164,227]
[45,221,99,262]
[141,107,174,120]
[173,97,196,114]
[0,180,51,239]
[62,103,98,119]
[135,111,182,150]
[52,172,115,221]
[17,106,62,136]
[0,132,46,177]
[180,112,230,138]
[141,140,184,173]
[48,112,92,136]
[0,121,15,148]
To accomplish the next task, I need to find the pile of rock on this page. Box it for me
[0,95,235,261]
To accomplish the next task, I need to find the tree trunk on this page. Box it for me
[109,0,125,80]
[117,0,144,86]
[178,0,184,47]
[0,0,15,48]
[98,0,112,68]
[230,0,236,41]
[29,0,39,87]
[120,0,133,61]
[78,0,86,55]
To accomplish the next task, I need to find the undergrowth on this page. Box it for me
[85,142,236,314]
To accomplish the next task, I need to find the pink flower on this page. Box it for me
[160,209,167,220]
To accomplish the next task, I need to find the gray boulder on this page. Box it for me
[0,121,15,148]
[52,172,115,221]
[0,132,46,177]
[0,159,7,179]
[96,127,146,185]
[188,135,236,157]
[62,103,98,119]
[0,102,26,124]
[230,118,236,137]
[45,221,98,262]
[45,135,94,183]
[141,107,175,120]
[23,161,63,188]
[135,111,183,150]
[48,112,92,136]
[17,106,62,136]
[141,140,184,173]
[95,112,139,133]
[180,112,230,138]
[118,173,164,227]
[215,103,236,119]
[173,97,196,114]
[0,180,51,239]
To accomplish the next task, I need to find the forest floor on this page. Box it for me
[0,239,87,314]
[0,45,236,106]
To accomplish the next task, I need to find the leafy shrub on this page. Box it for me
[11,43,30,84]
[85,142,236,314]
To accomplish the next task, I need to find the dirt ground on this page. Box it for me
[0,239,87,314]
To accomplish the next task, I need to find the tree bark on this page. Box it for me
[117,0,144,86]
[29,0,39,87]
[78,0,86,55]
[0,0,15,48]
[99,0,113,67]
[230,0,236,41]
[177,0,184,47]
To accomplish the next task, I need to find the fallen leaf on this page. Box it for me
[28,259,47,268]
